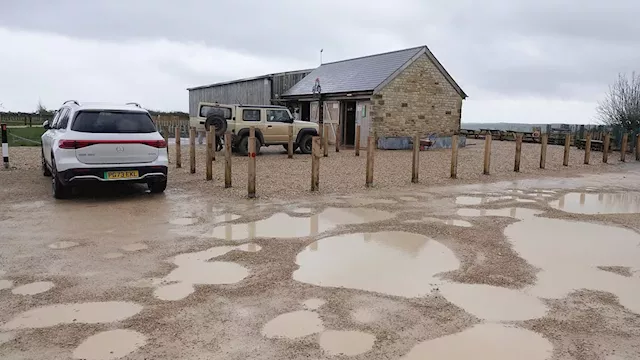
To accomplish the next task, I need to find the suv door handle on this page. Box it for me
[267,125,273,128]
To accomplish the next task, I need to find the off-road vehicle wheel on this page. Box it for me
[238,136,262,156]
[205,115,227,136]
[299,135,313,154]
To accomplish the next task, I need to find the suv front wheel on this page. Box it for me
[238,136,262,156]
[299,135,313,154]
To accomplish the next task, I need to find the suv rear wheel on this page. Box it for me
[42,149,51,176]
[51,158,70,199]
[282,144,298,153]
[148,179,167,194]
[299,135,313,154]
[238,136,262,156]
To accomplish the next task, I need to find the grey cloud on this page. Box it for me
[1,0,639,102]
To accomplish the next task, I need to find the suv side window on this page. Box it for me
[266,109,291,123]
[57,109,71,129]
[200,105,232,119]
[51,108,67,129]
[242,109,261,122]
[49,110,61,129]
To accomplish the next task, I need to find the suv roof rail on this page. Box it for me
[126,102,142,108]
[63,100,79,106]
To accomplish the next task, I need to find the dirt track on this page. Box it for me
[0,144,639,360]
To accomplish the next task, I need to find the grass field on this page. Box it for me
[6,126,45,146]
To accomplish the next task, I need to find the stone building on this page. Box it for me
[187,46,466,149]
[280,46,467,148]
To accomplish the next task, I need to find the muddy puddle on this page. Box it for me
[262,310,324,339]
[153,244,260,301]
[121,243,148,252]
[438,283,547,321]
[0,279,13,290]
[2,302,143,330]
[11,281,55,295]
[72,329,147,360]
[302,298,325,310]
[48,241,79,249]
[318,330,375,356]
[293,231,459,297]
[550,192,640,214]
[456,196,513,205]
[407,217,472,228]
[212,208,394,240]
[460,206,640,314]
[400,323,552,360]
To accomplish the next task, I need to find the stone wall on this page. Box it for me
[370,54,463,138]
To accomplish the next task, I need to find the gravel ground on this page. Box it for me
[1,139,630,203]
[0,143,639,359]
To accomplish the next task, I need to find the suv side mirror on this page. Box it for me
[43,120,50,130]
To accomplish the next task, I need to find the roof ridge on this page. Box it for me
[320,46,425,66]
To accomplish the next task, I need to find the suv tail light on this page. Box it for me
[58,139,167,149]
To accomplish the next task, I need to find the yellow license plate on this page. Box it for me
[105,170,139,179]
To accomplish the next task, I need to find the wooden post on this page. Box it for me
[412,134,420,183]
[163,126,169,162]
[205,130,213,181]
[620,133,628,162]
[248,127,256,198]
[355,124,361,156]
[636,134,640,161]
[584,132,591,165]
[212,133,216,161]
[483,135,491,175]
[563,134,570,166]
[603,133,610,163]
[451,135,459,179]
[189,127,196,174]
[366,136,374,187]
[335,125,340,153]
[323,124,329,157]
[224,133,232,188]
[514,133,522,172]
[175,126,182,168]
[287,125,294,159]
[540,133,548,169]
[311,136,320,191]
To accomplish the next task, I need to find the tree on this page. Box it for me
[36,100,52,115]
[597,72,640,131]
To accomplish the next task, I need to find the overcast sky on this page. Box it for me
[1,0,638,124]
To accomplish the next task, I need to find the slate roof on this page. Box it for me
[283,46,466,99]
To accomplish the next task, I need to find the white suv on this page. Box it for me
[41,100,169,199]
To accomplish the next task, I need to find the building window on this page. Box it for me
[243,109,261,122]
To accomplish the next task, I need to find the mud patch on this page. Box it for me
[294,231,459,297]
[438,283,548,321]
[11,281,55,295]
[48,241,79,249]
[400,323,552,360]
[1,302,143,330]
[597,266,633,277]
[351,308,377,323]
[103,252,124,259]
[262,310,324,339]
[212,208,394,240]
[318,330,375,356]
[550,192,640,214]
[72,329,147,360]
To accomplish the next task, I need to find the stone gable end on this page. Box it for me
[370,54,463,137]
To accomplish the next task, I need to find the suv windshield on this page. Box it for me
[71,111,157,133]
